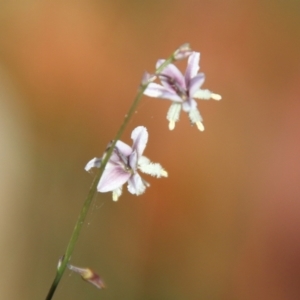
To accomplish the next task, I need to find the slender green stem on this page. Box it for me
[45,52,176,300]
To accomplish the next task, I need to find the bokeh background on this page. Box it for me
[1,1,300,299]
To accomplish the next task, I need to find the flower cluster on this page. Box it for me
[144,51,221,131]
[47,45,222,299]
[86,46,221,201]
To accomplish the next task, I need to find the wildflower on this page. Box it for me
[144,51,221,131]
[85,126,168,201]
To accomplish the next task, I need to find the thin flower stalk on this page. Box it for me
[45,45,182,300]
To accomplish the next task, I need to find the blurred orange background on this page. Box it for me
[1,1,300,299]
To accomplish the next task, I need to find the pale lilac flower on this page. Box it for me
[144,51,222,131]
[85,126,168,201]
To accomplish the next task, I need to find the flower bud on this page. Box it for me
[141,72,156,86]
[173,43,192,60]
[68,264,105,289]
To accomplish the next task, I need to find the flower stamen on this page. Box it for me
[167,103,181,130]
[196,121,205,131]
[211,93,222,100]
[189,108,205,131]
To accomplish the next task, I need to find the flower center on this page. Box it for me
[159,74,188,101]
[113,147,134,174]
[123,162,133,174]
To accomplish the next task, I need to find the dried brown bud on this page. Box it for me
[68,264,105,289]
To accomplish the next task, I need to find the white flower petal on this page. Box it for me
[127,173,148,196]
[138,156,168,178]
[112,186,123,201]
[182,98,197,112]
[138,156,150,165]
[185,52,200,83]
[106,151,125,165]
[189,73,205,96]
[131,126,148,158]
[97,163,131,192]
[166,103,181,130]
[144,83,182,102]
[115,140,132,156]
[85,157,101,172]
[193,89,222,100]
[129,150,138,170]
[188,108,204,131]
[160,64,186,90]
